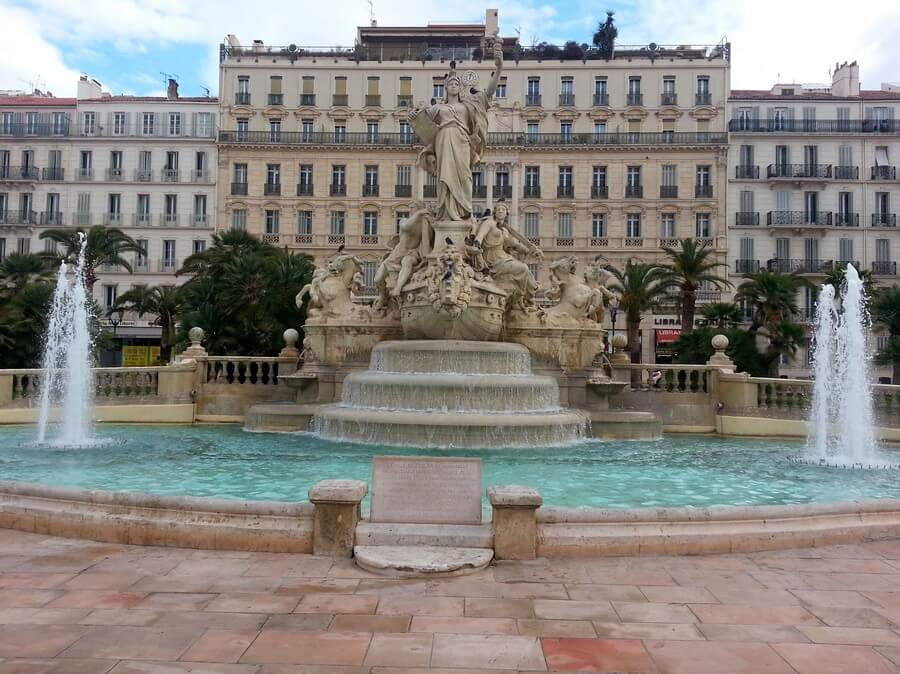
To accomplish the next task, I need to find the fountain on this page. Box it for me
[807,263,877,463]
[35,234,98,447]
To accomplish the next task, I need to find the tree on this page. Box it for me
[606,261,674,373]
[593,11,617,58]
[0,257,55,368]
[672,325,767,375]
[871,287,900,383]
[700,302,743,328]
[39,226,142,293]
[823,263,876,301]
[661,238,732,333]
[562,41,583,60]
[0,253,54,296]
[111,285,183,364]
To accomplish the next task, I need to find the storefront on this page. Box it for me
[654,327,681,363]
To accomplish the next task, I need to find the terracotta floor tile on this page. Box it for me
[294,593,376,615]
[150,611,267,630]
[876,645,900,666]
[0,607,90,624]
[497,583,568,600]
[430,634,547,670]
[180,628,260,663]
[410,616,518,635]
[639,586,717,604]
[88,558,181,577]
[542,637,658,672]
[774,643,898,674]
[750,570,814,589]
[565,584,646,602]
[0,589,61,608]
[587,569,676,586]
[358,579,434,597]
[128,576,214,594]
[0,573,74,589]
[426,580,504,598]
[758,557,898,574]
[205,593,299,614]
[276,578,359,595]
[532,599,616,621]
[207,576,282,593]
[613,602,697,623]
[245,558,333,578]
[809,606,898,628]
[799,573,900,592]
[61,626,205,660]
[109,663,258,673]
[465,597,534,618]
[239,630,370,665]
[376,596,464,617]
[0,624,89,658]
[363,633,432,667]
[690,603,821,625]
[797,625,900,646]
[644,639,795,674]
[63,573,144,591]
[48,591,146,610]
[80,608,162,626]
[517,619,596,637]
[708,587,800,605]
[668,569,764,590]
[0,658,117,673]
[593,621,704,640]
[697,623,811,643]
[863,591,900,609]
[330,614,410,633]
[262,613,333,630]
[136,593,216,611]
[792,589,879,608]
[169,560,251,577]
[493,564,590,584]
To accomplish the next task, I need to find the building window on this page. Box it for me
[396,164,411,185]
[593,121,607,136]
[661,213,676,238]
[82,112,95,135]
[557,212,573,238]
[193,240,207,254]
[232,209,247,230]
[626,213,641,238]
[266,164,281,185]
[103,285,117,309]
[141,112,155,135]
[560,122,572,139]
[17,238,30,255]
[330,211,345,235]
[334,123,346,141]
[591,213,607,237]
[233,163,247,184]
[236,118,248,139]
[196,112,213,137]
[265,209,280,234]
[269,119,281,141]
[695,213,711,238]
[524,212,539,239]
[163,240,176,268]
[394,211,409,233]
[298,210,313,235]
[366,122,379,141]
[168,113,182,136]
[527,122,539,137]
[112,112,127,135]
[525,166,540,186]
[626,165,641,187]
[495,79,507,98]
[433,81,445,99]
[592,166,607,187]
[301,119,313,140]
[363,211,378,236]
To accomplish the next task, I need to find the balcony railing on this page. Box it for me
[873,261,898,275]
[135,169,153,182]
[735,259,760,273]
[767,258,832,274]
[660,185,678,198]
[423,185,436,198]
[0,122,70,137]
[0,210,37,224]
[735,165,759,179]
[297,183,314,196]
[397,95,413,107]
[41,168,64,181]
[660,93,677,105]
[873,213,897,227]
[39,211,63,225]
[104,213,122,226]
[767,164,832,179]
[525,94,542,106]
[0,166,39,181]
[267,93,284,106]
[591,185,608,199]
[488,184,509,199]
[593,93,609,106]
[106,168,124,181]
[235,92,251,105]
[735,211,760,226]
[332,94,348,106]
[872,166,897,180]
[767,211,832,226]
[364,94,381,107]
[73,213,92,226]
[76,168,93,181]
[695,92,712,105]
[300,94,316,106]
[330,183,346,196]
[695,184,713,198]
[625,185,643,198]
[160,214,179,226]
[626,93,643,106]
[264,182,281,195]
[192,214,208,227]
[388,184,409,198]
[161,169,180,183]
[523,185,541,198]
[157,258,179,272]
[729,118,900,133]
[231,182,248,195]
[472,185,487,199]
[557,184,574,198]
[834,212,859,227]
[833,165,859,180]
[133,213,152,226]
[362,183,379,197]
[559,93,575,106]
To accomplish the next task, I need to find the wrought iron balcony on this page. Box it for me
[834,212,859,227]
[394,184,412,198]
[559,93,575,106]
[0,210,36,224]
[267,93,284,106]
[593,93,609,106]
[872,166,897,180]
[735,259,760,273]
[300,94,316,106]
[332,94,348,106]
[557,184,574,198]
[106,168,124,181]
[767,164,832,179]
[493,184,511,199]
[591,185,608,199]
[729,118,900,133]
[695,92,712,105]
[735,165,759,179]
[104,212,122,225]
[132,213,152,226]
[873,213,897,227]
[0,121,70,137]
[523,185,541,198]
[161,169,180,182]
[160,214,179,226]
[525,94,542,106]
[235,92,251,105]
[472,185,487,199]
[767,211,832,226]
[625,185,643,198]
[39,211,63,225]
[396,95,413,107]
[157,257,179,272]
[695,184,713,198]
[423,185,437,198]
[362,183,379,197]
[873,261,898,275]
[735,211,760,226]
[833,165,859,180]
[192,170,211,183]
[264,182,281,195]
[231,182,248,195]
[330,183,346,196]
[76,168,93,181]
[767,258,832,274]
[660,185,678,198]
[41,168,64,181]
[364,94,381,107]
[192,214,208,227]
[135,170,153,182]
[626,93,643,106]
[73,212,92,226]
[296,183,314,196]
[0,166,39,181]
[660,93,677,105]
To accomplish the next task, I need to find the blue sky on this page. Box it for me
[2,0,899,98]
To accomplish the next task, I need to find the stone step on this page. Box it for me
[356,521,493,549]
[370,339,532,375]
[354,545,494,578]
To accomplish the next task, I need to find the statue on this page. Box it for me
[408,40,504,221]
[372,205,434,313]
[544,256,616,327]
[470,200,541,310]
[296,253,366,321]
[582,262,618,324]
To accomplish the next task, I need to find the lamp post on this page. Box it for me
[609,298,619,352]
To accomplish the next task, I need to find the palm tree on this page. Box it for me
[824,263,876,300]
[39,226,142,293]
[606,261,674,372]
[700,302,743,328]
[0,253,54,296]
[661,238,732,333]
[871,288,900,383]
[111,286,183,363]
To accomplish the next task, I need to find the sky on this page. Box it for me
[2,0,899,99]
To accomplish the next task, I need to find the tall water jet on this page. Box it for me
[36,263,72,443]
[839,264,875,460]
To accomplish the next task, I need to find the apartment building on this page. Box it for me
[216,9,730,361]
[727,62,900,377]
[0,77,218,361]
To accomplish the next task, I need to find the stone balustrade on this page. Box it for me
[199,357,293,387]
[626,364,713,393]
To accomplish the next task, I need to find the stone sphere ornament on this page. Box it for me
[188,326,205,346]
[711,334,729,351]
[283,328,299,348]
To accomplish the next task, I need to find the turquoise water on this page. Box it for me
[1,424,900,508]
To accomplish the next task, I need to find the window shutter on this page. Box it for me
[399,77,412,96]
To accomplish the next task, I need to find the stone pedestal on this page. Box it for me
[488,485,542,560]
[309,479,368,557]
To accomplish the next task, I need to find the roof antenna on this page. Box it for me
[368,0,376,26]
[200,85,211,97]
[160,71,179,87]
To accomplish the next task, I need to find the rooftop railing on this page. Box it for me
[730,119,900,134]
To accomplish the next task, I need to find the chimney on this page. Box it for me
[849,61,860,96]
[832,60,860,97]
[76,75,103,100]
[167,78,179,100]
[485,8,499,37]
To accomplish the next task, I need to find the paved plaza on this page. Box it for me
[3,529,900,672]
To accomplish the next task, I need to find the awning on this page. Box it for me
[655,329,681,343]
[876,148,889,167]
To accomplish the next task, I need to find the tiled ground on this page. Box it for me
[3,531,900,672]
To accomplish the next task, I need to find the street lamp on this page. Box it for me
[608,297,619,351]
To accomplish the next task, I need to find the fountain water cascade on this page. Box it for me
[35,235,97,447]
[808,263,877,463]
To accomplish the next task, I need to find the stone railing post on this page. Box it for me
[309,479,368,557]
[608,334,631,383]
[157,363,197,402]
[488,485,542,560]
[0,373,12,405]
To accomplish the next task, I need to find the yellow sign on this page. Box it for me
[122,346,162,366]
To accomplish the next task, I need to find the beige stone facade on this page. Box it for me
[216,11,730,361]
